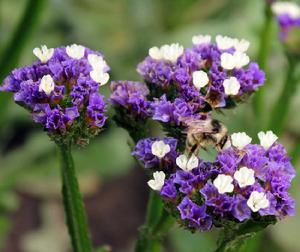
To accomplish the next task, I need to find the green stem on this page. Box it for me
[291,140,300,165]
[268,56,298,135]
[134,190,175,252]
[58,143,93,252]
[253,3,274,127]
[214,217,276,252]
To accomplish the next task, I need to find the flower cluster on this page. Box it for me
[137,35,265,109]
[109,35,265,133]
[272,1,300,39]
[133,131,296,232]
[1,44,109,145]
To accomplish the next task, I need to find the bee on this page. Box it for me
[182,117,231,157]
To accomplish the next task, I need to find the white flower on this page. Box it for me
[66,44,85,59]
[147,171,165,191]
[192,34,211,45]
[234,167,255,188]
[231,132,252,150]
[234,39,250,53]
[176,154,199,171]
[272,1,300,19]
[149,43,184,63]
[88,54,107,71]
[258,131,278,150]
[213,174,234,194]
[223,77,240,95]
[151,140,171,158]
[247,191,269,212]
[192,70,209,89]
[33,45,54,63]
[220,52,236,70]
[149,47,163,60]
[216,35,236,50]
[220,51,249,70]
[39,74,55,95]
[90,70,109,85]
[233,51,250,68]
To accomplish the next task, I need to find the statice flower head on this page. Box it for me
[1,44,110,145]
[272,1,300,40]
[134,130,296,233]
[137,35,265,110]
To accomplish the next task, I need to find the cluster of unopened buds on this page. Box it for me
[133,130,295,231]
[1,44,110,145]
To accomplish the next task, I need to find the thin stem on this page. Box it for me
[253,2,274,127]
[58,143,93,252]
[291,141,300,166]
[135,191,174,252]
[268,56,298,135]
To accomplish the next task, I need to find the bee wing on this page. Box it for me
[182,119,214,134]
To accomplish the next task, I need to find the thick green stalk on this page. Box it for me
[58,143,93,252]
[253,3,274,126]
[135,191,175,252]
[268,56,298,135]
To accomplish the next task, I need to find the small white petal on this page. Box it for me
[147,171,165,191]
[192,34,211,45]
[233,51,249,68]
[66,44,85,59]
[247,191,269,212]
[149,47,163,60]
[39,74,55,95]
[151,141,171,159]
[176,154,198,171]
[220,52,236,70]
[162,43,184,63]
[187,154,199,171]
[176,154,188,170]
[272,2,300,19]
[216,35,236,50]
[231,132,252,150]
[33,45,54,63]
[192,70,209,89]
[223,77,240,95]
[234,39,250,53]
[90,70,109,85]
[234,167,255,188]
[88,54,107,71]
[213,174,234,194]
[258,131,278,150]
[149,43,184,63]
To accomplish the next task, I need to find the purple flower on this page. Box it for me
[232,195,251,221]
[160,177,177,200]
[137,57,173,88]
[132,137,177,169]
[152,95,196,125]
[177,197,210,231]
[1,45,109,144]
[109,81,151,119]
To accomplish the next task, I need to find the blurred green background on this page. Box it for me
[0,0,299,251]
